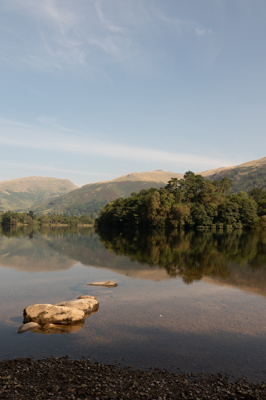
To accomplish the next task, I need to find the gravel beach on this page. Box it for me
[0,356,265,399]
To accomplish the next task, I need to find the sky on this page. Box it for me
[0,0,266,187]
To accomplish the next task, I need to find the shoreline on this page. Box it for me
[0,356,265,399]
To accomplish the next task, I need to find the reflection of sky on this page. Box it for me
[0,262,265,382]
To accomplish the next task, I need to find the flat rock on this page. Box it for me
[78,295,96,299]
[17,322,40,334]
[23,304,85,325]
[87,281,117,287]
[56,298,99,313]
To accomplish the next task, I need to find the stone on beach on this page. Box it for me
[87,280,117,287]
[23,304,85,325]
[56,298,99,313]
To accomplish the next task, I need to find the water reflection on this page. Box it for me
[30,321,85,335]
[0,226,266,296]
[97,228,266,295]
[0,226,265,381]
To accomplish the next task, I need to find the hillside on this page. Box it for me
[111,170,183,183]
[4,157,266,215]
[200,156,266,193]
[0,177,78,212]
[33,170,183,216]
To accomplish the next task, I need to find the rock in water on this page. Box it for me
[17,322,40,334]
[78,295,97,299]
[23,304,85,325]
[87,281,117,287]
[55,298,99,313]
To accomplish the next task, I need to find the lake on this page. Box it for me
[0,225,265,382]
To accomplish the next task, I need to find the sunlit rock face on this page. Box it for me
[55,298,99,313]
[23,304,85,325]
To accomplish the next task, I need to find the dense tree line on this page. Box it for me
[36,198,105,217]
[96,172,266,229]
[0,211,94,226]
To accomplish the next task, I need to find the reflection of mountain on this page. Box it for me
[203,267,266,298]
[0,235,76,272]
[0,226,160,277]
[0,226,266,297]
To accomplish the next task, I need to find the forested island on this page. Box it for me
[96,171,266,229]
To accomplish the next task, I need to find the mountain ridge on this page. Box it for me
[199,156,266,193]
[0,176,78,212]
[2,156,266,214]
[199,156,266,177]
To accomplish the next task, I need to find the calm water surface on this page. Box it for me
[0,226,265,382]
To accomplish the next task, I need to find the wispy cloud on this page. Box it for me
[0,0,213,73]
[0,118,234,170]
[195,28,212,36]
[0,161,112,178]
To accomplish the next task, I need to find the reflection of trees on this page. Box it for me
[97,228,266,284]
[0,225,95,238]
[1,225,266,287]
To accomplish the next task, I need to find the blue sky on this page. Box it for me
[0,0,266,186]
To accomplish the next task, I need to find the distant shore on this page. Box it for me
[0,222,94,227]
[39,223,94,227]
[0,356,265,399]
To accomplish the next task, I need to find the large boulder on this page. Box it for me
[55,298,99,313]
[23,304,85,325]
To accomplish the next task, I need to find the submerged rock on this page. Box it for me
[23,304,85,325]
[17,322,40,334]
[56,298,99,313]
[78,295,96,299]
[87,281,117,287]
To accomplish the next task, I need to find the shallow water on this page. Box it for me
[0,226,265,382]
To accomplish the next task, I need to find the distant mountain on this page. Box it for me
[0,176,78,212]
[111,170,183,183]
[199,156,266,193]
[32,170,183,216]
[4,157,266,215]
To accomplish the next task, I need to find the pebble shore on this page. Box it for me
[0,356,265,399]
